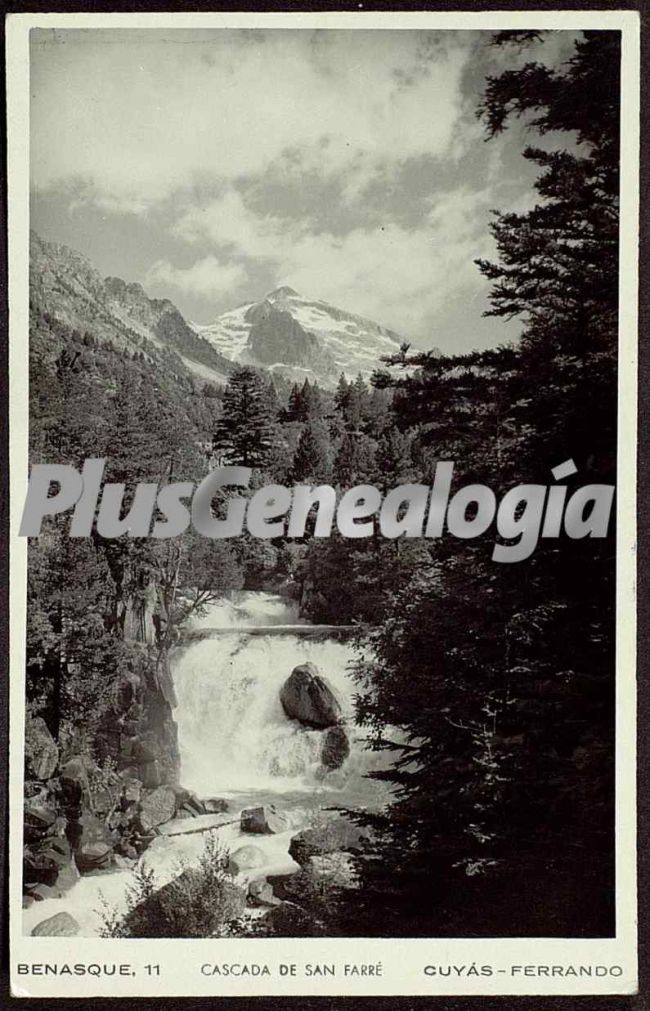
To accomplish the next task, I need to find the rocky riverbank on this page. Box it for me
[24,650,368,938]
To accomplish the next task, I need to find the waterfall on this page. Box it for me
[172,592,383,802]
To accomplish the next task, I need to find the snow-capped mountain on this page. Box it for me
[191,286,409,388]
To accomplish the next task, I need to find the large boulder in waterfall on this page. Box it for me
[228,844,266,875]
[321,725,350,770]
[288,815,372,867]
[32,912,80,937]
[240,804,288,835]
[280,664,342,728]
[25,717,59,780]
[138,785,177,832]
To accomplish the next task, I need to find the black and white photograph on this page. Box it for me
[7,9,639,999]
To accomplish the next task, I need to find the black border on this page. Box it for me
[1,2,646,1008]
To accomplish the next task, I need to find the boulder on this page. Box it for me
[59,754,94,787]
[228,845,266,875]
[138,785,177,832]
[24,798,57,843]
[75,812,116,873]
[121,776,142,806]
[240,804,288,835]
[203,797,229,814]
[321,726,350,770]
[289,816,371,866]
[279,664,342,728]
[23,849,59,887]
[25,717,59,780]
[248,877,282,908]
[26,883,58,902]
[32,912,80,937]
[76,841,113,873]
[178,792,206,817]
[141,760,162,789]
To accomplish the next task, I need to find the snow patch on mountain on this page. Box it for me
[191,287,411,389]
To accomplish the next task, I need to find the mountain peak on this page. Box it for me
[191,287,418,389]
[265,285,299,301]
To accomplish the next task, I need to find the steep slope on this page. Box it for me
[29,232,233,385]
[192,286,412,388]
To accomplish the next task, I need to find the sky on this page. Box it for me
[30,27,577,353]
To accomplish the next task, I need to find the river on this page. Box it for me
[23,591,391,937]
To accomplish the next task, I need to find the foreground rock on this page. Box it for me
[138,785,177,832]
[241,805,287,835]
[31,912,80,937]
[248,877,282,908]
[321,726,350,770]
[280,664,342,728]
[228,845,266,875]
[25,717,59,780]
[289,815,371,866]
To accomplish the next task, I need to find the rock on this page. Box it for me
[280,664,342,729]
[141,760,162,789]
[288,816,371,866]
[59,754,93,787]
[76,841,114,873]
[248,877,282,908]
[228,845,266,875]
[266,872,304,902]
[138,785,177,832]
[75,812,116,873]
[203,797,229,814]
[31,912,80,937]
[321,725,350,770]
[263,900,325,937]
[240,804,288,835]
[23,850,59,887]
[25,717,59,780]
[26,883,58,902]
[178,792,205,817]
[114,853,137,870]
[24,798,57,843]
[121,777,142,805]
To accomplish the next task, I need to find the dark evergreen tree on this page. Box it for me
[291,418,333,483]
[213,366,277,468]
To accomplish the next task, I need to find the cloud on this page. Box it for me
[31,29,470,213]
[145,255,248,300]
[156,183,497,340]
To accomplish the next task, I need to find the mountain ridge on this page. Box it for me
[191,286,415,389]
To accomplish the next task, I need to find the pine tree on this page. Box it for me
[213,366,277,468]
[291,419,332,483]
[333,431,377,486]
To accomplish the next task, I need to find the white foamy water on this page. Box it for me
[23,592,391,937]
